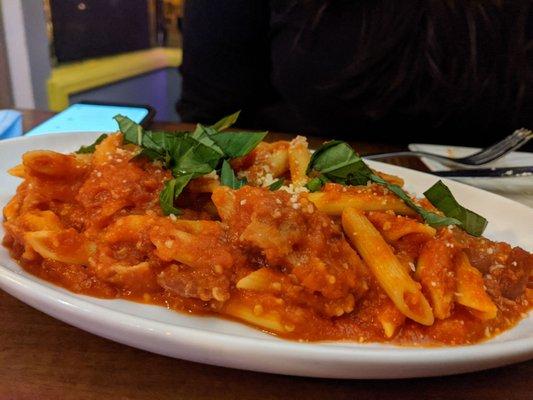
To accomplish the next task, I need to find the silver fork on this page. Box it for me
[365,128,533,168]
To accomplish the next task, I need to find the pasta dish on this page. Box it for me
[3,113,532,346]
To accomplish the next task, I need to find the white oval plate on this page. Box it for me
[0,133,532,379]
[408,143,533,208]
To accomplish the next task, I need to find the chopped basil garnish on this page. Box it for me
[112,114,488,234]
[75,134,108,154]
[220,160,247,189]
[211,131,267,158]
[268,179,284,191]
[114,112,264,215]
[171,135,224,178]
[307,140,373,186]
[115,115,144,145]
[159,174,193,216]
[307,140,484,233]
[370,174,462,228]
[190,124,224,155]
[210,110,241,131]
[424,180,487,236]
[305,175,329,192]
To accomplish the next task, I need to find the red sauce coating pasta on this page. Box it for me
[3,134,532,345]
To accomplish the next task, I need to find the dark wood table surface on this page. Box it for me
[1,109,531,400]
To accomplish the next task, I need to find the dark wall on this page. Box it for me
[50,0,152,63]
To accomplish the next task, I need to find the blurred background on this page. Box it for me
[0,0,183,121]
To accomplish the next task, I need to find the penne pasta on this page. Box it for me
[342,207,434,325]
[171,219,222,235]
[223,297,288,334]
[92,133,122,165]
[231,141,290,185]
[7,164,25,178]
[366,211,436,242]
[288,136,311,186]
[3,195,21,221]
[150,223,233,271]
[23,150,87,179]
[236,267,282,292]
[416,239,455,320]
[377,299,406,338]
[211,186,237,221]
[267,142,290,177]
[105,261,158,291]
[454,252,498,320]
[24,229,94,265]
[307,191,416,216]
[18,210,63,232]
[104,215,155,243]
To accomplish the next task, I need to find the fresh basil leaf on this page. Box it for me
[128,133,169,163]
[114,111,264,213]
[220,160,247,189]
[115,115,185,163]
[308,140,373,183]
[116,115,165,163]
[210,111,241,131]
[172,136,223,178]
[211,131,267,158]
[268,179,284,191]
[190,124,224,155]
[135,147,164,162]
[159,174,193,215]
[307,140,462,228]
[114,114,144,145]
[305,175,329,192]
[75,134,108,154]
[199,111,264,158]
[142,131,180,153]
[369,174,462,228]
[115,115,223,176]
[307,140,343,174]
[424,180,488,236]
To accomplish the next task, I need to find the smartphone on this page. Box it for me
[25,102,155,136]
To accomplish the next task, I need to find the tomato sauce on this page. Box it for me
[3,134,532,346]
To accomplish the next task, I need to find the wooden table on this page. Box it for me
[1,109,531,400]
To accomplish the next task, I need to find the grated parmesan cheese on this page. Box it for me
[204,170,219,180]
[279,184,309,195]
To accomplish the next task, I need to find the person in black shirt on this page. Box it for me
[177,0,532,145]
